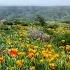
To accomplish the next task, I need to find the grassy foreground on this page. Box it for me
[0,21,70,70]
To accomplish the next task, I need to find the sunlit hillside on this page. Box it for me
[0,6,70,70]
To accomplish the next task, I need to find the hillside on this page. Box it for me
[0,6,70,21]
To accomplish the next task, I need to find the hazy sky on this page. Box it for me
[0,0,70,6]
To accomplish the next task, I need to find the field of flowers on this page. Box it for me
[0,21,70,70]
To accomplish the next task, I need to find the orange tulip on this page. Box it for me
[8,48,18,57]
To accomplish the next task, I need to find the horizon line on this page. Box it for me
[0,5,70,7]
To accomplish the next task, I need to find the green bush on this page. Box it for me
[47,23,59,29]
[3,21,13,25]
[52,33,70,46]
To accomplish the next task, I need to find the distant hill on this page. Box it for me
[0,6,70,21]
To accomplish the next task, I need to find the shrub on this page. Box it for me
[3,21,13,25]
[35,15,46,26]
[47,23,59,29]
[28,27,53,42]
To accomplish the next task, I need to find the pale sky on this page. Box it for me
[0,0,70,6]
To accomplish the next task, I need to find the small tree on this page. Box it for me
[36,15,46,26]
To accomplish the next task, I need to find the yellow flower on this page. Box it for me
[16,60,24,67]
[6,39,12,44]
[66,45,70,51]
[27,52,35,59]
[8,66,15,70]
[40,59,44,63]
[61,40,65,43]
[48,57,55,62]
[67,55,70,60]
[47,44,52,48]
[27,44,34,49]
[28,48,36,54]
[54,54,59,58]
[29,66,35,70]
[17,52,25,56]
[0,56,4,62]
[49,63,55,70]
[5,36,13,45]
[66,61,70,67]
